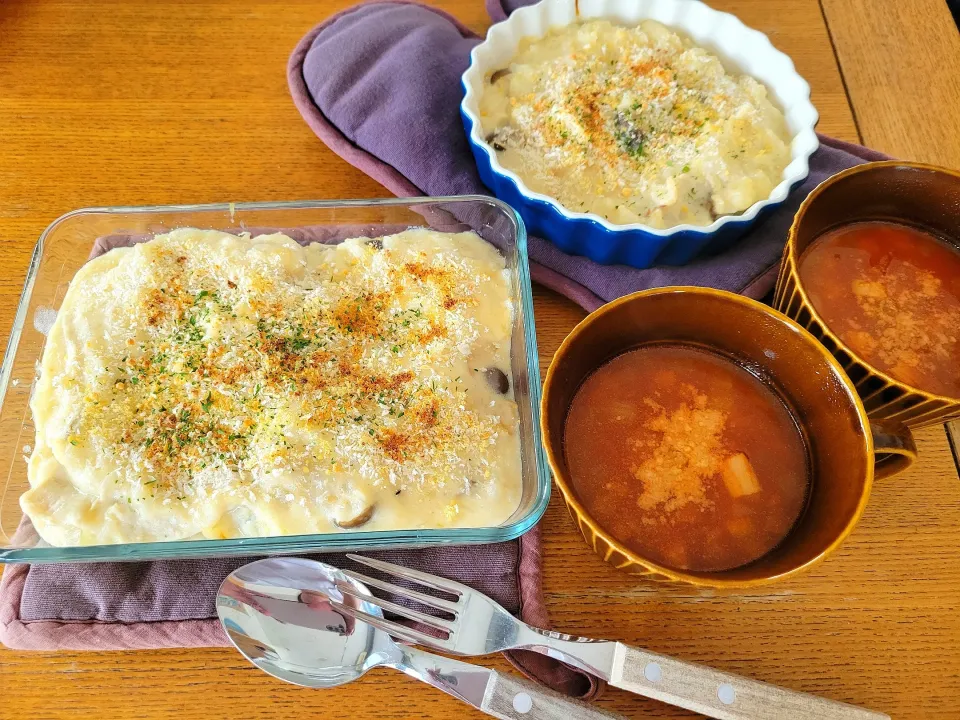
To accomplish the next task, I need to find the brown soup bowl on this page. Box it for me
[541,287,916,588]
[774,161,960,428]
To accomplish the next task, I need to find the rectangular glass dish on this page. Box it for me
[0,196,550,563]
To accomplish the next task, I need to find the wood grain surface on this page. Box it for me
[0,1,958,719]
[819,0,960,167]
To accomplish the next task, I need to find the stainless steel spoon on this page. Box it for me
[216,557,623,720]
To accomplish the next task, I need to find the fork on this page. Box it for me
[333,554,889,720]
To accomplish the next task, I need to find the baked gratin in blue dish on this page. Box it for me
[461,0,819,268]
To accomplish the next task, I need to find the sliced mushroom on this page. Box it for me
[335,504,375,529]
[490,68,511,84]
[484,132,507,152]
[482,367,510,394]
[368,238,384,250]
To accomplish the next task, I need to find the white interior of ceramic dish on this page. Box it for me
[461,0,820,237]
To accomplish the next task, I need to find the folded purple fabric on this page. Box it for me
[288,1,887,311]
[1,520,593,698]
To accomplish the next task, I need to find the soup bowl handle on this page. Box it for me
[870,422,917,479]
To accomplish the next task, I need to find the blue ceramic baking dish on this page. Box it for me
[460,0,820,269]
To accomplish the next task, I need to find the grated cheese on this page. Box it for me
[21,228,521,545]
[480,19,791,228]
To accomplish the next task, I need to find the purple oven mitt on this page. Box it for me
[287,0,888,312]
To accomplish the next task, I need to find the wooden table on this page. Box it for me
[1,1,958,718]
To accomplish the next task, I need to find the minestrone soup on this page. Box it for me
[563,345,809,572]
[799,221,960,397]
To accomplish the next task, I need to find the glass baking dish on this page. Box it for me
[0,196,549,563]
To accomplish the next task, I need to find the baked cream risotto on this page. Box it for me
[22,228,521,546]
[480,19,792,228]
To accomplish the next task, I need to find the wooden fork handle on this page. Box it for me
[611,644,890,720]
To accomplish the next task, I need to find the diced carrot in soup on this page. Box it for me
[723,453,761,497]
[845,330,877,356]
[727,516,753,537]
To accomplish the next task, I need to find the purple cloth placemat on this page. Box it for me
[1,0,889,698]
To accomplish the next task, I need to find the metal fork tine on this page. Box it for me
[343,570,461,615]
[335,580,455,635]
[345,554,466,597]
[331,600,455,650]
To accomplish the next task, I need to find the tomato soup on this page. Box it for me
[563,345,809,573]
[799,221,960,397]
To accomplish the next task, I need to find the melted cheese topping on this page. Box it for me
[22,229,521,545]
[479,20,792,228]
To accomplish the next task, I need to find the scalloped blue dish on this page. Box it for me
[460,0,820,269]
[464,107,810,267]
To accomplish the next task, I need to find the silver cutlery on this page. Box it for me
[216,557,625,720]
[328,554,889,720]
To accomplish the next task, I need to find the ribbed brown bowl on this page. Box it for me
[540,287,898,588]
[774,161,960,428]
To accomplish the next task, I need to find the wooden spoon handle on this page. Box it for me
[482,670,627,720]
